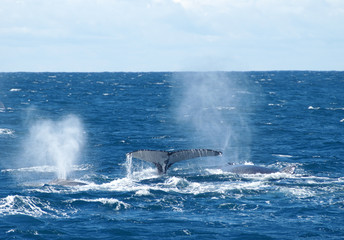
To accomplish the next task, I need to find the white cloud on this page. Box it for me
[0,0,343,71]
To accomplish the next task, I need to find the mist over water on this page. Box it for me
[174,72,253,164]
[22,115,85,180]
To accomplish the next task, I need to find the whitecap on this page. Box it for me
[1,164,90,173]
[0,128,14,135]
[279,187,316,198]
[10,88,21,92]
[0,195,67,217]
[272,154,293,158]
[80,177,142,193]
[135,189,151,196]
[268,103,282,107]
[308,106,320,110]
[67,198,130,210]
[205,168,224,175]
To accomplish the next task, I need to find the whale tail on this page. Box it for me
[128,149,222,174]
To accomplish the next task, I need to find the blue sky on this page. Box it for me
[1,0,343,72]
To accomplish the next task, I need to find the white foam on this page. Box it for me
[268,103,282,107]
[0,128,14,135]
[0,195,67,217]
[279,187,316,198]
[67,198,130,210]
[21,166,339,203]
[135,189,151,196]
[272,154,293,158]
[1,164,90,173]
[243,161,254,165]
[204,168,224,175]
[10,88,21,92]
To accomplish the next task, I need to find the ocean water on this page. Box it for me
[0,71,343,239]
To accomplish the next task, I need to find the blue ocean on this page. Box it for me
[0,71,343,239]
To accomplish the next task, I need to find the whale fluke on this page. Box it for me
[128,149,222,174]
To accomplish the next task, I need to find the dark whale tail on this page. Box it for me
[127,149,222,174]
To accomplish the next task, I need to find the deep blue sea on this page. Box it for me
[0,71,344,239]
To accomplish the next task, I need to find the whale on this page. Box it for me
[223,163,295,174]
[128,149,295,175]
[128,149,222,174]
[48,179,87,186]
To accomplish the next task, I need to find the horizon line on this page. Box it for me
[1,69,343,73]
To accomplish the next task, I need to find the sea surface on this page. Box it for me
[0,71,343,239]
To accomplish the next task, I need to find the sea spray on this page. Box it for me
[23,115,85,180]
[173,72,252,164]
[125,153,133,179]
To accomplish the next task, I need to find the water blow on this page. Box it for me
[23,115,85,180]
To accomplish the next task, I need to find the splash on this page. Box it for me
[0,195,68,217]
[174,72,252,163]
[23,115,85,180]
[125,153,133,179]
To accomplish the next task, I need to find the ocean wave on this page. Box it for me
[1,164,91,173]
[0,128,14,135]
[308,106,320,110]
[272,154,293,158]
[66,198,130,210]
[9,88,21,92]
[0,195,67,218]
[76,174,272,196]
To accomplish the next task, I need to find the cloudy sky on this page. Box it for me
[1,0,343,71]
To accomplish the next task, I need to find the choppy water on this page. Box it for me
[0,72,343,239]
